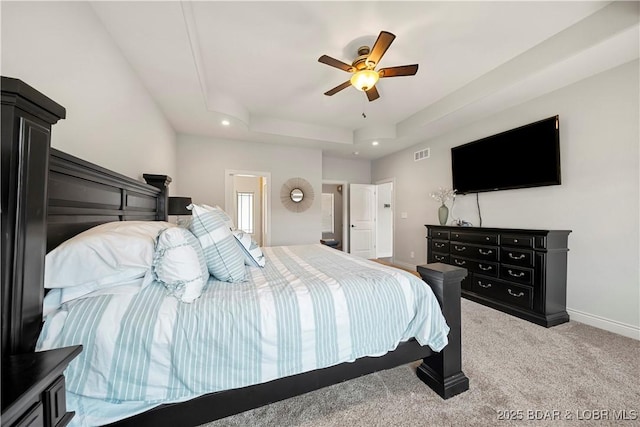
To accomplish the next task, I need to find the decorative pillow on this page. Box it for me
[152,227,209,303]
[188,205,246,282]
[232,230,266,267]
[189,204,235,230]
[45,221,175,290]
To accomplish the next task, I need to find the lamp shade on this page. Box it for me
[168,197,192,215]
[350,69,379,91]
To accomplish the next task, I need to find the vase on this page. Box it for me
[438,204,449,225]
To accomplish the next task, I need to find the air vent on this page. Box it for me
[414,148,430,161]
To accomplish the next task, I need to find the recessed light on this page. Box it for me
[221,120,230,126]
[372,141,379,146]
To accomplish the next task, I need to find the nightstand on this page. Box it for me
[2,346,82,427]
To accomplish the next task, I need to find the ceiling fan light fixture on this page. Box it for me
[350,69,379,91]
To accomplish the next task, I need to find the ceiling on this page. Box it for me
[90,1,638,160]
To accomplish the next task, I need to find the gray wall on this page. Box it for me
[177,134,322,246]
[1,1,178,188]
[373,60,639,338]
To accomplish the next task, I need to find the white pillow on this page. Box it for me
[45,221,175,290]
[189,205,246,282]
[232,230,266,267]
[43,277,146,316]
[152,227,209,303]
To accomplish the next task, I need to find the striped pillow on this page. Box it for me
[189,205,246,282]
[232,230,266,267]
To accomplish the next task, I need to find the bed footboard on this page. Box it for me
[417,263,469,399]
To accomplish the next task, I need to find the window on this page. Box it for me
[236,192,254,234]
[321,193,334,233]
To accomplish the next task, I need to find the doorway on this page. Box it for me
[225,170,271,247]
[321,183,344,251]
[322,179,348,252]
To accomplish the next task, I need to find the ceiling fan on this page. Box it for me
[318,31,419,102]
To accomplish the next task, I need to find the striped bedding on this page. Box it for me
[37,244,449,426]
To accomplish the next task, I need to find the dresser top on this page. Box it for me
[425,225,572,235]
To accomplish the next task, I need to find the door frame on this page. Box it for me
[225,169,272,247]
[322,179,349,252]
[375,177,395,261]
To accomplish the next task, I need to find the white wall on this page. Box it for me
[177,135,322,246]
[322,156,371,184]
[373,60,639,339]
[1,1,177,186]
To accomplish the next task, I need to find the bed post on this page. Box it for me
[416,263,469,399]
[1,77,65,355]
[143,174,171,222]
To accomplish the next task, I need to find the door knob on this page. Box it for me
[351,225,355,227]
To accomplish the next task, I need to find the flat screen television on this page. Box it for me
[451,115,560,194]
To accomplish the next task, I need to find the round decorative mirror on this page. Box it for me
[281,177,314,212]
[290,188,304,203]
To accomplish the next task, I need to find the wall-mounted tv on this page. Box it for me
[451,115,560,194]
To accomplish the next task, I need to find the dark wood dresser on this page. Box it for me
[426,225,571,327]
[2,346,82,427]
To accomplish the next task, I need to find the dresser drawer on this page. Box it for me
[431,229,450,240]
[501,234,534,248]
[431,240,450,252]
[451,256,499,277]
[500,247,534,267]
[13,401,44,427]
[472,276,533,310]
[451,242,498,262]
[500,265,533,285]
[44,376,68,427]
[451,231,498,245]
[431,253,450,263]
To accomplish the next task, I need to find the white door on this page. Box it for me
[376,181,393,258]
[349,184,376,258]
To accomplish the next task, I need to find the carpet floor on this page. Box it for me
[201,300,639,427]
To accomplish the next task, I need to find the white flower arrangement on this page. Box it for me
[430,187,456,204]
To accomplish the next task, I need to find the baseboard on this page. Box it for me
[566,308,639,340]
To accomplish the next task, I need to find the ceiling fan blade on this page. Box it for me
[366,86,380,102]
[379,64,419,78]
[367,31,396,66]
[318,55,354,73]
[324,80,352,96]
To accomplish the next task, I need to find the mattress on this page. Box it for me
[37,244,449,426]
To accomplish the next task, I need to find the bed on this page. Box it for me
[1,77,469,427]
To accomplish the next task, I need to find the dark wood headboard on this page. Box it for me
[47,149,170,251]
[2,77,170,356]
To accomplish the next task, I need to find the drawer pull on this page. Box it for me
[485,237,490,241]
[508,289,525,298]
[508,253,526,260]
[454,259,466,266]
[435,255,445,261]
[454,246,467,251]
[479,264,492,271]
[435,243,445,248]
[514,239,519,243]
[478,249,493,255]
[508,270,525,278]
[478,281,492,289]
